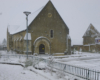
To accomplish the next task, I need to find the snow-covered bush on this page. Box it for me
[33,57,46,70]
[33,53,38,56]
[34,61,46,69]
[18,57,26,63]
[24,58,33,67]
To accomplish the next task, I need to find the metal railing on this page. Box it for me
[35,56,100,80]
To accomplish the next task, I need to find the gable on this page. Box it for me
[28,0,69,34]
[83,24,99,38]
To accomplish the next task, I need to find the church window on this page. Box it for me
[50,30,53,38]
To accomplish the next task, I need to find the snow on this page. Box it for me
[24,33,31,40]
[1,51,100,72]
[8,25,20,34]
[0,64,49,80]
[1,51,100,80]
[54,52,100,71]
[9,5,44,35]
[34,61,46,69]
[54,53,64,54]
[0,50,86,80]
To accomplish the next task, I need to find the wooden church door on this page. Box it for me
[39,44,45,54]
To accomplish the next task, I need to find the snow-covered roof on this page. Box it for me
[24,33,31,40]
[83,24,99,37]
[8,25,20,34]
[8,5,44,35]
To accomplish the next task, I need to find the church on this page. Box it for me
[7,0,71,55]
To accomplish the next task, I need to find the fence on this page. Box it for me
[51,61,100,80]
[34,56,100,80]
[0,54,100,80]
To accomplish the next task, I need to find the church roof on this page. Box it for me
[83,23,100,37]
[8,25,20,34]
[8,0,69,35]
[8,6,44,34]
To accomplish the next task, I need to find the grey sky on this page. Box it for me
[0,0,100,45]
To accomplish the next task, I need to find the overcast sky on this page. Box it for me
[0,0,100,45]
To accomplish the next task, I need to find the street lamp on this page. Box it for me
[23,11,31,59]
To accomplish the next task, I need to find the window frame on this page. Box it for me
[50,30,54,38]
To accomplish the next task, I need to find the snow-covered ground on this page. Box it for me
[1,50,100,71]
[0,64,48,80]
[0,50,85,80]
[1,50,100,80]
[54,52,100,71]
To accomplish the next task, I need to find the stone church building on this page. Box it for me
[7,0,71,55]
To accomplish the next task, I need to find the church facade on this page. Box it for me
[7,1,71,55]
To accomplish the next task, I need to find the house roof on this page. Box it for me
[83,23,100,37]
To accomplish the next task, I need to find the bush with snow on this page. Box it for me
[33,53,38,56]
[34,61,46,69]
[33,57,46,70]
[24,58,33,67]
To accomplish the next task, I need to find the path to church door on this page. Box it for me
[39,44,45,54]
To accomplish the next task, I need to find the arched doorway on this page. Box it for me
[39,44,45,54]
[34,36,51,54]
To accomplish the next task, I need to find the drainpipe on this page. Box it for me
[67,34,68,54]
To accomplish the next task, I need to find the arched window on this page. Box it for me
[50,30,53,38]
